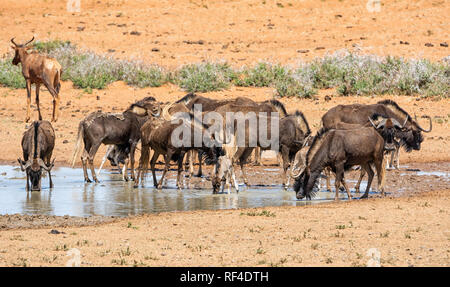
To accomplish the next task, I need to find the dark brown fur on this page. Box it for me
[18,121,55,191]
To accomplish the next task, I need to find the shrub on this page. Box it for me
[175,62,234,92]
[0,58,26,89]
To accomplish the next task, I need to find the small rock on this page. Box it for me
[424,43,434,47]
[400,40,410,45]
[315,47,325,50]
[130,31,141,36]
[440,42,448,47]
[62,140,69,144]
[324,95,332,101]
[49,229,65,234]
[297,49,309,53]
[151,48,160,52]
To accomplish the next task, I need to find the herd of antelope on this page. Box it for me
[12,37,433,200]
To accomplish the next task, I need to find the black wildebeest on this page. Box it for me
[321,100,432,154]
[11,37,62,122]
[18,121,55,191]
[210,104,306,192]
[134,115,220,189]
[71,97,161,183]
[293,115,399,200]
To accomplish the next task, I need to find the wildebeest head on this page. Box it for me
[368,115,406,151]
[18,157,54,191]
[11,37,34,66]
[107,145,130,166]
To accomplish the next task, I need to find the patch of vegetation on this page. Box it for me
[0,40,447,98]
[0,58,26,88]
[174,62,234,92]
[241,210,276,217]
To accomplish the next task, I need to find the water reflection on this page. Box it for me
[0,165,339,217]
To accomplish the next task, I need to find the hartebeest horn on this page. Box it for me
[23,36,35,46]
[11,38,18,46]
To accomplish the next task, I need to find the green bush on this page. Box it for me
[0,58,26,89]
[175,62,234,92]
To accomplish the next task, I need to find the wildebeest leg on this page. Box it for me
[135,143,149,187]
[281,146,290,190]
[334,163,345,201]
[375,157,386,196]
[25,80,32,122]
[393,145,400,169]
[239,148,253,186]
[35,83,43,121]
[176,151,186,189]
[150,152,160,187]
[360,164,374,199]
[340,177,351,200]
[129,142,137,181]
[196,150,203,177]
[81,149,91,182]
[88,142,102,183]
[122,159,129,181]
[325,168,332,192]
[46,154,53,188]
[253,147,261,166]
[355,168,366,193]
[26,171,30,192]
[230,166,238,192]
[157,153,172,189]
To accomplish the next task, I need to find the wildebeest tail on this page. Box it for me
[71,121,84,167]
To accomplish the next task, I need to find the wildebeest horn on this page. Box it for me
[11,38,18,46]
[415,115,432,132]
[24,36,35,46]
[291,165,305,179]
[38,158,55,172]
[390,118,404,129]
[368,117,378,128]
[402,115,409,128]
[17,158,31,171]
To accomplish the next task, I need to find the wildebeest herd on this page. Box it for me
[13,37,433,200]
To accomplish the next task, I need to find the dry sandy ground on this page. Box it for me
[0,190,448,267]
[0,0,449,267]
[0,82,448,167]
[0,0,448,67]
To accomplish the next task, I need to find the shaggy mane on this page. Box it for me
[294,110,311,136]
[306,127,330,165]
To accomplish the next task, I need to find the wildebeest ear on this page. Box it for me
[131,106,148,116]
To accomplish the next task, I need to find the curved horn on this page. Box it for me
[402,115,409,128]
[18,158,31,171]
[39,158,55,172]
[368,117,378,128]
[10,38,18,46]
[416,115,432,132]
[291,165,305,179]
[390,118,404,129]
[23,36,35,46]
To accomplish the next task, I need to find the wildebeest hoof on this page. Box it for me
[85,178,92,183]
[360,195,369,199]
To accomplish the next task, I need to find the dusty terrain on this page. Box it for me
[0,189,448,267]
[0,0,448,267]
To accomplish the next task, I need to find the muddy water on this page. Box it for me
[1,162,448,217]
[0,165,338,217]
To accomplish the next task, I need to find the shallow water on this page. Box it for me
[0,165,342,217]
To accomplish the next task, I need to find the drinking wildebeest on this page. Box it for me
[18,121,55,191]
[97,144,130,176]
[293,115,399,200]
[71,97,161,183]
[11,37,62,122]
[209,103,307,192]
[176,93,258,177]
[321,99,432,162]
[134,115,220,189]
